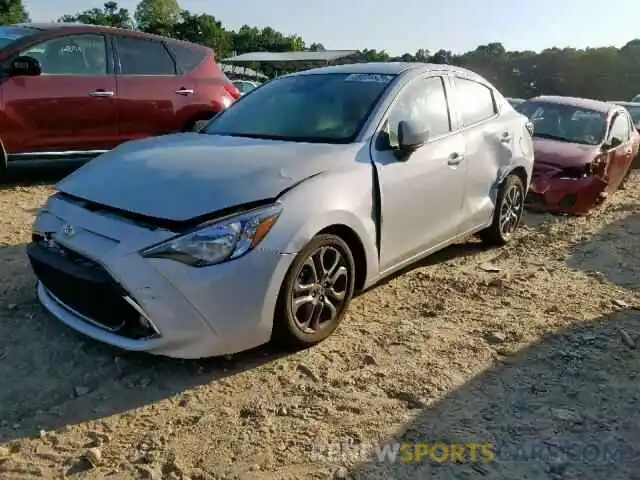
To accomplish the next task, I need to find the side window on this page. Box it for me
[115,36,175,75]
[454,77,497,127]
[20,34,107,75]
[609,113,630,143]
[165,42,206,73]
[387,76,452,147]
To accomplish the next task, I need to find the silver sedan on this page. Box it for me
[28,62,534,359]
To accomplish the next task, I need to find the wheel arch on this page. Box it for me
[0,137,7,178]
[497,164,529,192]
[317,224,368,292]
[181,109,219,131]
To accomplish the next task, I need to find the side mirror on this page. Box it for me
[9,55,41,76]
[606,136,622,149]
[397,120,429,153]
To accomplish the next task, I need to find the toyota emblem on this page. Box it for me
[61,223,75,237]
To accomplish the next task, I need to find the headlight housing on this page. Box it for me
[141,204,281,267]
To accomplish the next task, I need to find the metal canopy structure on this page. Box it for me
[219,63,267,80]
[222,50,359,65]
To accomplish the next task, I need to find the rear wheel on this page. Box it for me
[183,113,216,132]
[0,147,7,182]
[192,119,210,132]
[479,174,525,246]
[272,234,356,350]
[619,166,632,190]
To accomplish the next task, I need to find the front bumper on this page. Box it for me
[28,195,295,359]
[524,164,607,215]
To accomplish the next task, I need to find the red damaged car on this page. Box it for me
[517,96,638,215]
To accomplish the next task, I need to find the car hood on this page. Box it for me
[533,137,600,168]
[56,133,360,222]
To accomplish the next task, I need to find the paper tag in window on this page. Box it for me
[344,73,395,83]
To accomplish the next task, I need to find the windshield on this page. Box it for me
[624,106,640,124]
[0,26,38,49]
[516,101,607,145]
[204,72,396,143]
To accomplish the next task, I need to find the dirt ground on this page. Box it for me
[0,167,639,480]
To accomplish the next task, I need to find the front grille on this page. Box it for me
[27,240,156,339]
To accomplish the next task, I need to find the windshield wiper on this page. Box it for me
[211,132,350,144]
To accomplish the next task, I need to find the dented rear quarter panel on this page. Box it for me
[448,86,534,233]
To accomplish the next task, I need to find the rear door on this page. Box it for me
[112,34,187,141]
[451,75,513,233]
[0,33,118,157]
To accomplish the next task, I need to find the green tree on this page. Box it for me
[172,11,232,59]
[58,1,132,28]
[134,0,181,35]
[0,0,29,24]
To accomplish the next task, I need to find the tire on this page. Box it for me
[183,114,215,132]
[619,167,632,190]
[479,174,525,246]
[272,234,356,350]
[0,151,7,183]
[192,119,210,132]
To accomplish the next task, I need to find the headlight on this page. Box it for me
[141,205,281,267]
[221,96,232,108]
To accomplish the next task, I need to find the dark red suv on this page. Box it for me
[0,23,241,175]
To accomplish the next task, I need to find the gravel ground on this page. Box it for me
[0,167,639,480]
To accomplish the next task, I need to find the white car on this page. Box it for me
[232,79,260,95]
[28,62,534,359]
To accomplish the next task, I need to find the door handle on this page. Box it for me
[175,88,194,95]
[500,132,512,143]
[447,152,465,166]
[89,89,114,97]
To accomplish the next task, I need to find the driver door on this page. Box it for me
[371,75,467,272]
[603,111,634,191]
[0,33,118,156]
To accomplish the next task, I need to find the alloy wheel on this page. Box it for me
[290,246,350,334]
[499,182,523,239]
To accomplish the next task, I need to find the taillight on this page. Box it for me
[224,83,241,100]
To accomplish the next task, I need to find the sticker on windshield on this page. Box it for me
[571,110,602,120]
[344,73,395,83]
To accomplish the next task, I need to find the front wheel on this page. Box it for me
[619,166,632,190]
[479,174,525,246]
[272,234,356,350]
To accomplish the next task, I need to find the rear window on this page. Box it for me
[115,36,176,75]
[166,42,206,73]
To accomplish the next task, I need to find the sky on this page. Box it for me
[23,0,639,56]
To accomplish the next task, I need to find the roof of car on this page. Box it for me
[291,62,484,78]
[610,100,640,107]
[10,22,208,50]
[528,95,616,113]
[12,22,90,30]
